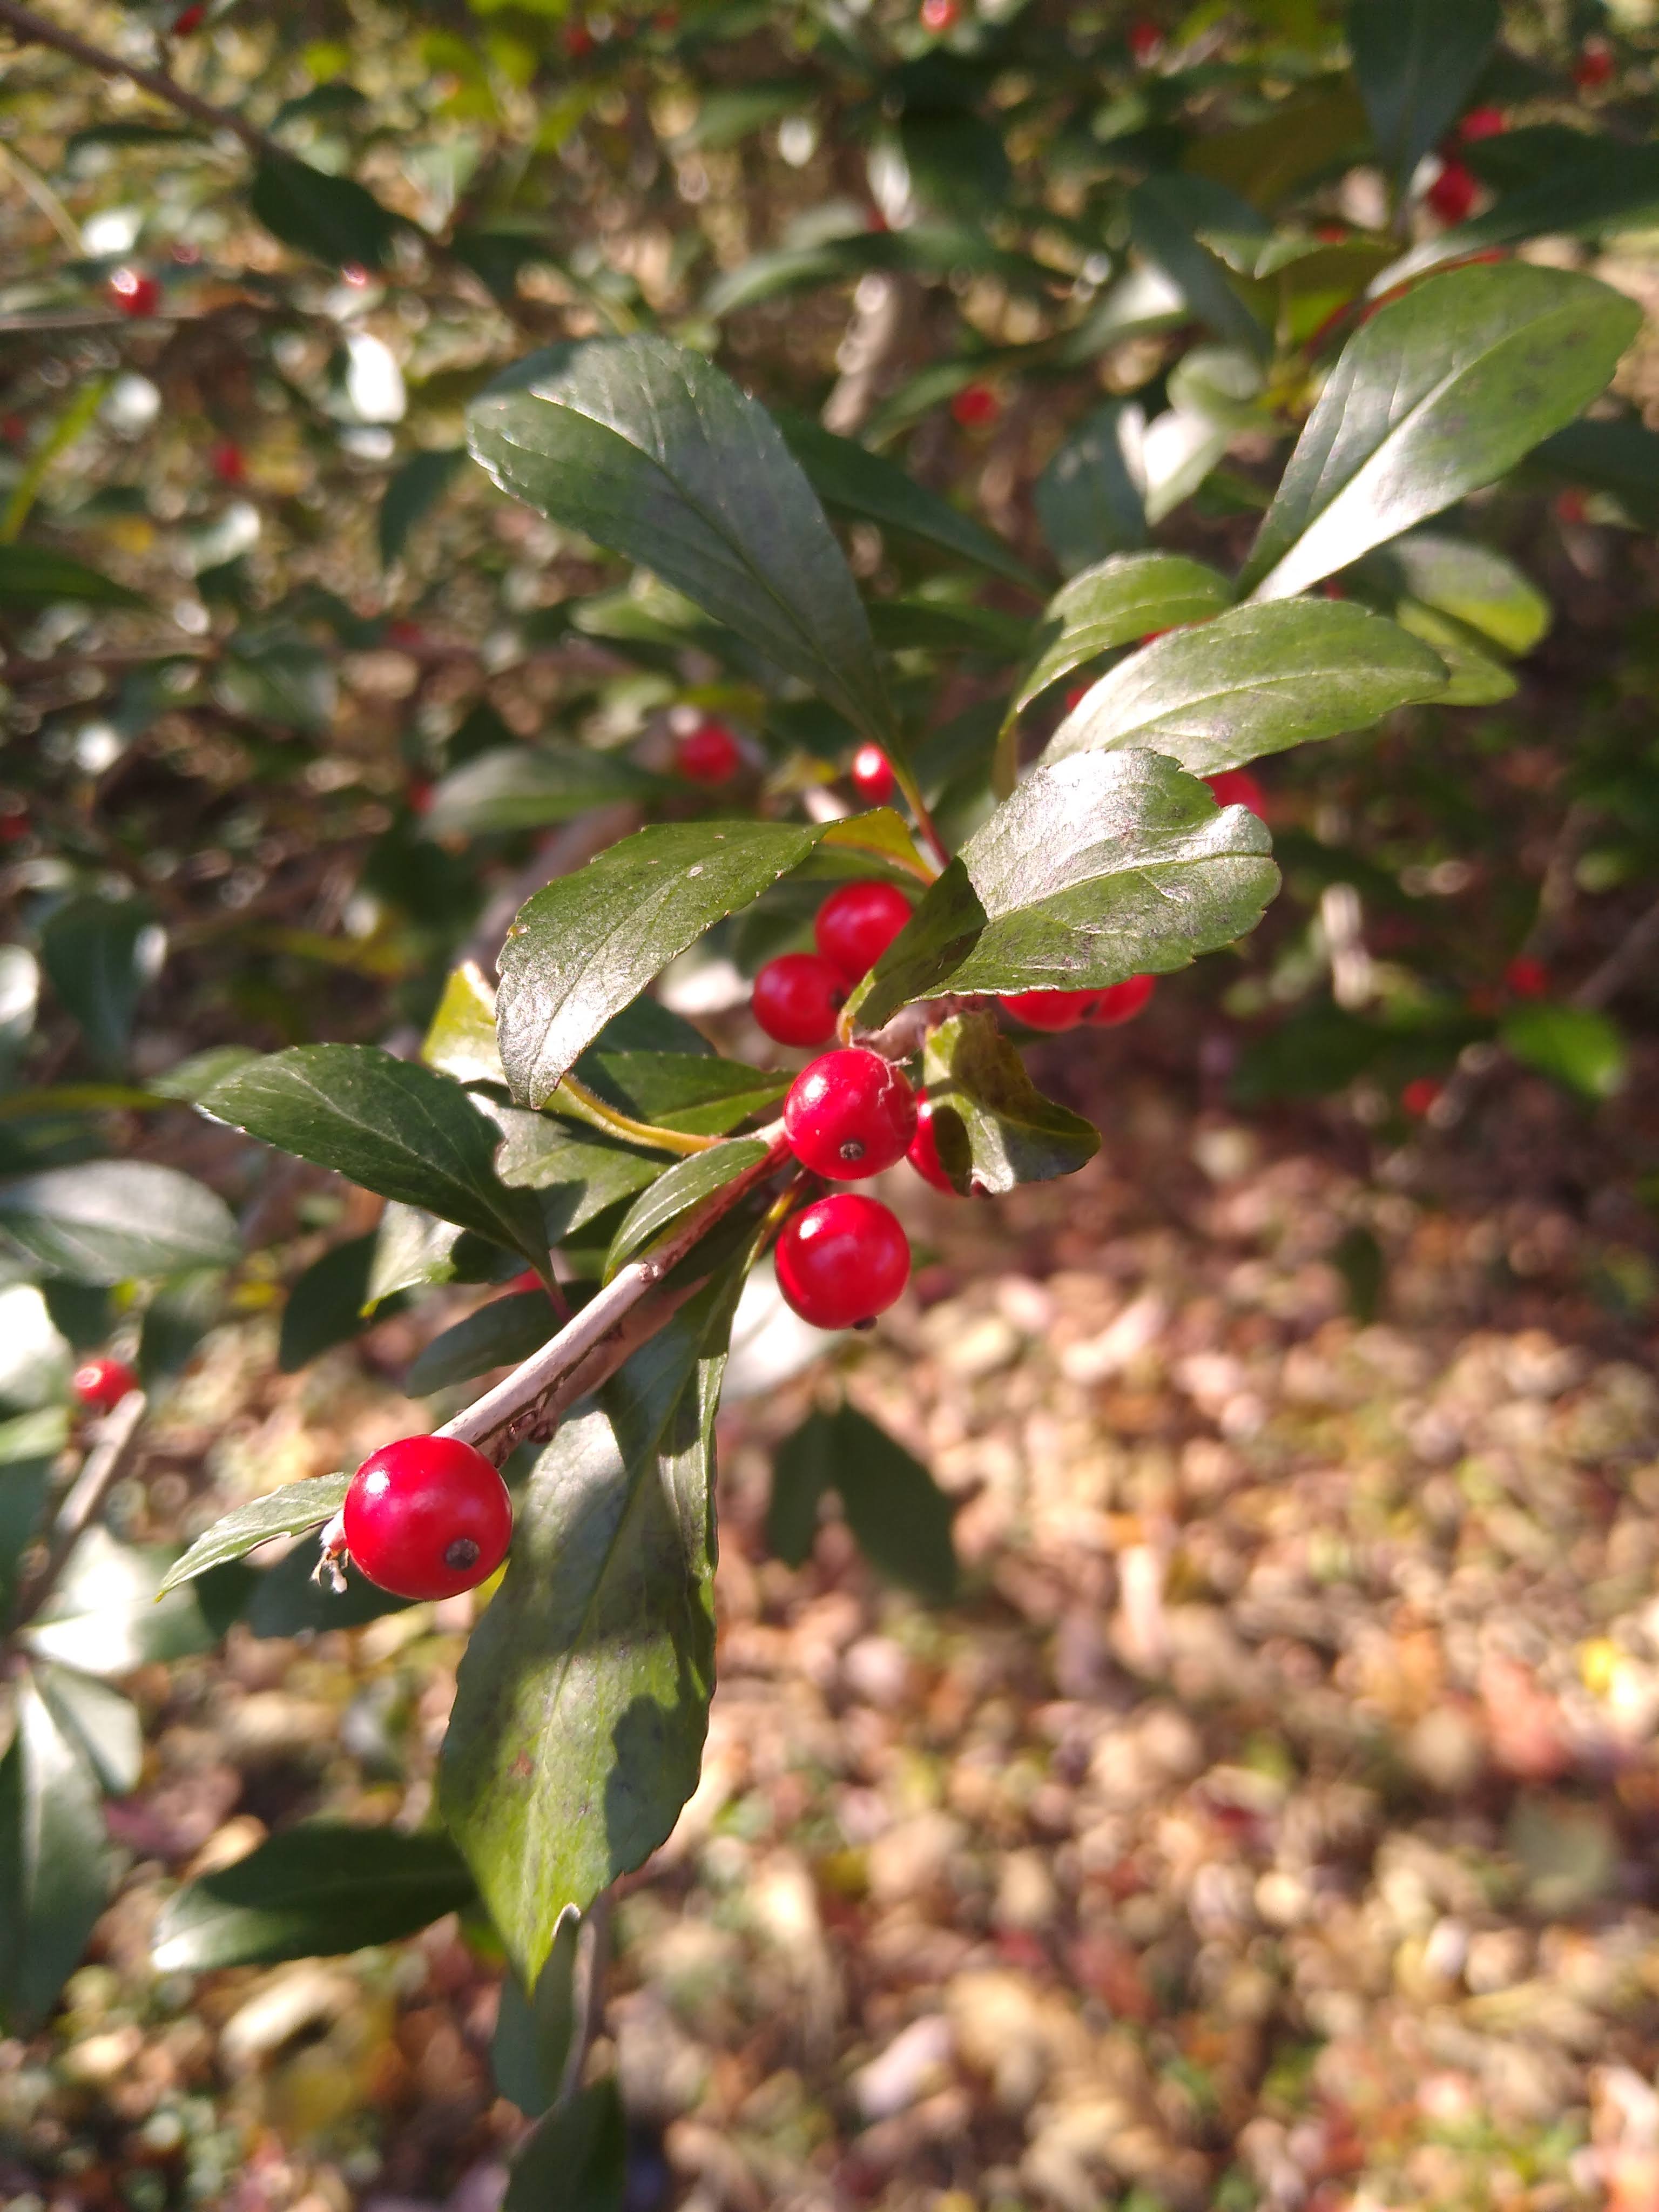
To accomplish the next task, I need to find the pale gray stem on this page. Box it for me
[11,1390,147,1630]
[821,271,912,436]
[1574,892,1659,1012]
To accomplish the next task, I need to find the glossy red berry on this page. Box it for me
[1505,954,1549,998]
[920,0,960,29]
[1204,767,1267,818]
[109,268,160,318]
[849,744,895,806]
[676,718,741,786]
[1000,988,1100,1032]
[785,1048,917,1178]
[907,1098,959,1193]
[1089,974,1156,1026]
[1427,160,1477,223]
[72,1356,138,1410]
[815,880,914,983]
[775,1194,911,1330]
[209,441,245,484]
[753,953,845,1047]
[341,1435,512,1601]
[1458,105,1506,140]
[1401,1075,1442,1118]
[951,382,1000,430]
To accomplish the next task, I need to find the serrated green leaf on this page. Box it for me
[1043,600,1447,774]
[1010,552,1235,721]
[468,335,894,746]
[845,858,988,1034]
[493,1920,579,2119]
[423,745,661,838]
[1128,174,1271,360]
[496,821,822,1108]
[604,1139,770,1281]
[0,1161,240,1283]
[202,1046,548,1267]
[920,1011,1100,1192]
[151,1824,474,1972]
[494,1110,670,1233]
[406,1289,556,1395]
[576,1053,788,1137]
[1243,265,1641,601]
[156,1475,349,1594]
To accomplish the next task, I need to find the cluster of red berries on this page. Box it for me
[71,1356,138,1410]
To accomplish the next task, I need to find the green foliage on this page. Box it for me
[768,1404,957,1602]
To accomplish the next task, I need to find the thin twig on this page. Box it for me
[11,1389,146,1631]
[0,0,280,159]
[1574,891,1659,1011]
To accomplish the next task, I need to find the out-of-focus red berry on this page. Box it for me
[1089,974,1156,1027]
[1458,105,1506,141]
[1574,40,1614,87]
[752,953,845,1048]
[341,262,370,288]
[0,801,28,841]
[1554,489,1589,526]
[907,1097,959,1193]
[920,0,960,29]
[1505,955,1549,998]
[1000,988,1100,1032]
[849,744,895,806]
[1427,160,1478,223]
[675,718,741,785]
[408,779,434,816]
[209,441,245,484]
[815,880,914,983]
[565,18,595,55]
[1128,17,1161,60]
[72,1357,138,1410]
[1313,221,1348,243]
[951,382,1001,430]
[172,3,206,29]
[387,619,427,648]
[1401,1076,1442,1118]
[1321,578,1347,599]
[503,1269,548,1295]
[0,415,24,444]
[109,268,160,318]
[1204,767,1267,818]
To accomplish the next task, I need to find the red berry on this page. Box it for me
[907,1097,959,1193]
[1427,160,1478,223]
[1000,988,1100,1032]
[849,744,895,806]
[172,2,205,29]
[1555,489,1589,526]
[1128,17,1161,60]
[1313,221,1349,243]
[1064,683,1091,710]
[1204,767,1267,818]
[785,1048,918,1178]
[1505,955,1549,998]
[209,441,245,484]
[0,800,28,841]
[1459,105,1506,140]
[676,718,741,786]
[408,779,434,816]
[814,880,914,983]
[72,1356,138,1410]
[1574,41,1613,87]
[108,268,160,318]
[1401,1076,1442,1118]
[1089,974,1156,1027]
[566,19,595,55]
[753,953,846,1048]
[775,1193,910,1330]
[503,1269,548,1295]
[920,0,959,29]
[951,382,1000,430]
[341,263,370,288]
[340,1435,512,1601]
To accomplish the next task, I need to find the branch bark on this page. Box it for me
[0,0,279,159]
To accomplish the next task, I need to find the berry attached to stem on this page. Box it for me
[72,1356,138,1410]
[849,744,895,806]
[334,1435,512,1601]
[814,880,914,983]
[785,1048,918,1178]
[775,1193,911,1329]
[753,953,846,1047]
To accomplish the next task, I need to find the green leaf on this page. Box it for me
[845,858,988,1034]
[379,447,464,567]
[1010,552,1236,721]
[468,335,895,745]
[424,745,661,838]
[493,1919,579,2119]
[1043,601,1447,774]
[1502,1003,1627,1100]
[367,1202,466,1306]
[0,544,144,610]
[1378,142,1659,291]
[156,1475,349,1595]
[0,1161,240,1283]
[494,1110,669,1233]
[151,1824,475,1972]
[920,1011,1100,1192]
[23,1528,222,1675]
[440,1270,740,1986]
[576,1053,788,1137]
[38,897,160,1070]
[406,1290,556,1395]
[249,153,401,270]
[1347,0,1500,195]
[505,2078,626,2212]
[0,1412,63,1622]
[496,821,821,1108]
[777,412,1042,591]
[1034,401,1147,575]
[202,1046,548,1267]
[1391,603,1516,705]
[1128,174,1271,360]
[1243,264,1642,601]
[1358,531,1549,655]
[901,752,1278,999]
[1535,417,1659,529]
[0,1677,112,2032]
[241,1541,409,1639]
[422,963,507,1088]
[33,1664,140,1797]
[278,1233,381,1373]
[769,1406,956,1601]
[604,1140,770,1280]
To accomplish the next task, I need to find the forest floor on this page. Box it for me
[5,1025,1659,2212]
